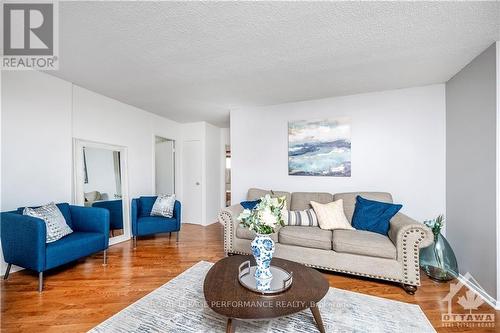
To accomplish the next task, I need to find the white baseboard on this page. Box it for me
[457,274,500,310]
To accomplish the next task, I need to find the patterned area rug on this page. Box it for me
[90,261,435,333]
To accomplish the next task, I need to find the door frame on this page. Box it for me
[73,138,131,246]
[152,134,176,195]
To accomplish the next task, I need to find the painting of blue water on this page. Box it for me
[288,118,351,177]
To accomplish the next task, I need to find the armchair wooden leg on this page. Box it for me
[103,250,108,265]
[133,236,137,248]
[176,232,179,243]
[4,263,12,280]
[401,283,417,295]
[38,272,43,293]
[169,232,172,238]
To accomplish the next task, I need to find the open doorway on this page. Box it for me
[225,145,231,207]
[155,136,175,195]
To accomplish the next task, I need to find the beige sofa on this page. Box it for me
[217,188,433,294]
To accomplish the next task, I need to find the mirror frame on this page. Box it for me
[73,138,131,246]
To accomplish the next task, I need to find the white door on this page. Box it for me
[182,140,202,224]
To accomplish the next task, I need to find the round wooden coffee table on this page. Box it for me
[203,255,329,333]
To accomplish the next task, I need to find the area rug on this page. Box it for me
[89,261,435,333]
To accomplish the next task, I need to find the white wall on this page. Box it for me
[1,71,73,211]
[72,85,183,202]
[83,147,119,198]
[231,84,446,222]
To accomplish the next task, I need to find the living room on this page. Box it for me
[1,1,499,332]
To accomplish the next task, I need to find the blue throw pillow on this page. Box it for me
[240,199,260,210]
[352,196,402,235]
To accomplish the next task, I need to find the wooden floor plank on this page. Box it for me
[1,223,498,332]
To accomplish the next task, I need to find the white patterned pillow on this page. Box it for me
[287,208,318,227]
[23,202,73,243]
[151,194,176,218]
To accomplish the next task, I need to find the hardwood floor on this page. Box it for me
[1,223,498,332]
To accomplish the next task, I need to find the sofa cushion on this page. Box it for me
[279,226,332,250]
[45,232,105,270]
[235,225,279,242]
[333,192,393,222]
[332,229,397,259]
[137,216,177,235]
[290,192,333,211]
[247,188,291,209]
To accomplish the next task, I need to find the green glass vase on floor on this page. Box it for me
[419,232,459,282]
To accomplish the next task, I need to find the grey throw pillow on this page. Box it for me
[151,194,176,218]
[23,202,73,243]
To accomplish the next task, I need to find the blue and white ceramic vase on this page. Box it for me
[251,233,275,280]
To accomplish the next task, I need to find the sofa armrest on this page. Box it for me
[131,199,139,236]
[69,205,110,236]
[388,213,433,286]
[218,204,243,229]
[0,212,46,272]
[389,213,433,250]
[173,200,181,229]
[217,204,243,253]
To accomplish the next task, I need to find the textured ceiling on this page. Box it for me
[51,1,500,127]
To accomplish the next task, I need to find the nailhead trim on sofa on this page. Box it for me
[217,209,431,287]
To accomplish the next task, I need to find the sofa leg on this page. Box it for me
[176,232,179,243]
[4,263,12,280]
[169,232,172,238]
[133,236,137,248]
[402,284,417,295]
[103,250,108,265]
[38,272,44,293]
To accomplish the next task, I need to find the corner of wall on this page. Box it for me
[496,40,500,304]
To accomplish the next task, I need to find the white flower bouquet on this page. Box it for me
[237,194,286,234]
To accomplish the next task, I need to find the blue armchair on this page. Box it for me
[92,199,123,236]
[131,196,181,246]
[0,203,109,292]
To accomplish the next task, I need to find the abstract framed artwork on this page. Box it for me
[288,118,351,177]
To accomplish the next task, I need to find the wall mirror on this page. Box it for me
[73,139,130,245]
